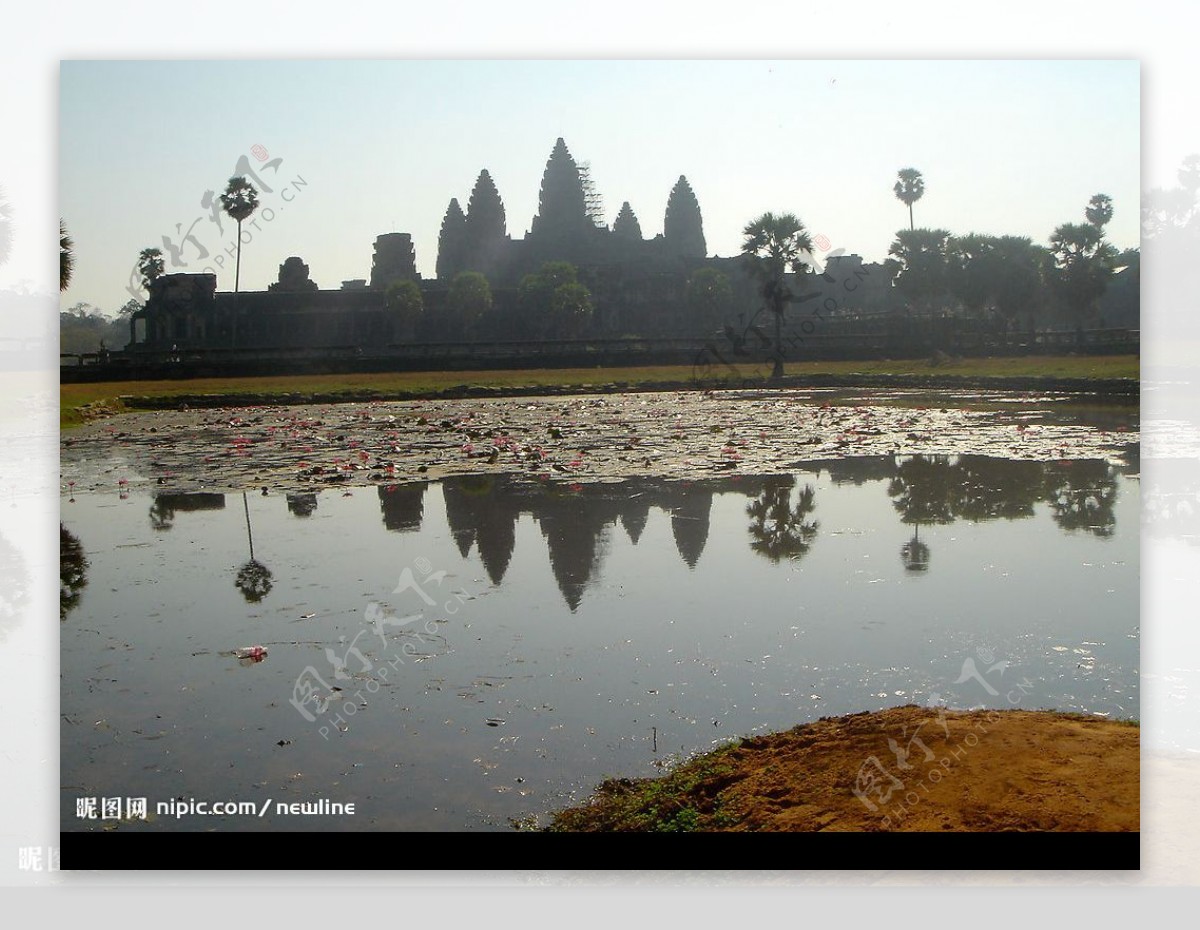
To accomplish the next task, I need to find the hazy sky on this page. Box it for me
[59,60,1139,313]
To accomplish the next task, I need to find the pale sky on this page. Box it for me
[59,59,1139,313]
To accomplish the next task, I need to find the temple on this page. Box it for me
[125,136,902,358]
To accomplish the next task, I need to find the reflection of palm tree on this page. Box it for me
[235,492,273,603]
[235,560,273,602]
[888,456,956,573]
[900,526,930,573]
[60,525,88,619]
[746,479,819,563]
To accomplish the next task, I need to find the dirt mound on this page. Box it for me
[546,705,1139,832]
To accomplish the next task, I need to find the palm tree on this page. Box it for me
[741,211,814,379]
[1048,221,1118,327]
[219,176,259,293]
[60,219,74,292]
[1085,193,1113,229]
[893,168,925,231]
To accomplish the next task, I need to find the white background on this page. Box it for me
[0,0,1196,918]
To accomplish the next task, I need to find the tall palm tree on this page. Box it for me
[741,211,814,379]
[894,168,925,231]
[60,219,74,292]
[219,176,259,293]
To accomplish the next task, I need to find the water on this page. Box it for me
[60,454,1138,831]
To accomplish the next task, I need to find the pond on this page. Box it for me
[60,450,1138,832]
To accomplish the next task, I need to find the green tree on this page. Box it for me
[138,247,164,293]
[549,281,592,339]
[1048,221,1118,326]
[893,168,925,231]
[219,176,259,293]
[991,236,1050,329]
[447,271,492,339]
[60,302,130,354]
[888,228,953,315]
[517,261,592,339]
[385,279,424,342]
[741,212,814,379]
[948,233,996,316]
[60,219,73,292]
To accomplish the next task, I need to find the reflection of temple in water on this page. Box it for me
[666,484,713,569]
[437,476,741,610]
[286,492,318,517]
[443,476,521,586]
[377,482,428,532]
[148,493,226,531]
[537,491,613,612]
[133,456,1126,612]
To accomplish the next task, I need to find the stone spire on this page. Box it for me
[268,256,318,292]
[664,175,706,258]
[530,137,590,242]
[463,170,507,275]
[369,233,418,289]
[612,201,643,241]
[436,198,467,280]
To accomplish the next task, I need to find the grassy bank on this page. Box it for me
[543,705,1140,832]
[60,355,1139,430]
